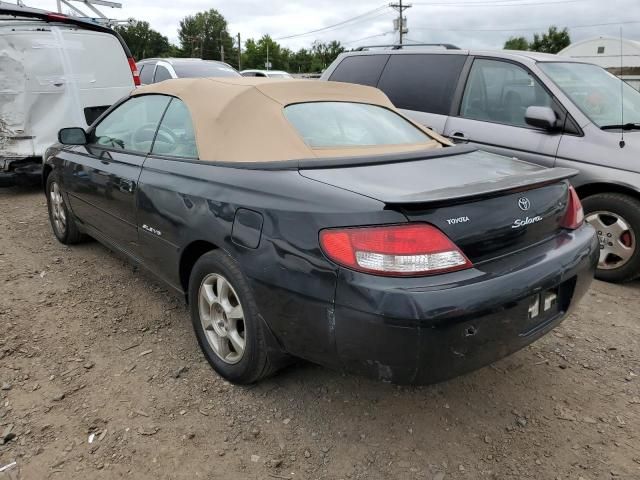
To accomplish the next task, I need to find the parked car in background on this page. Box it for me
[322,45,640,283]
[0,3,138,187]
[240,69,293,78]
[137,58,240,84]
[43,77,597,384]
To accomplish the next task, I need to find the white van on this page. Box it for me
[0,4,138,186]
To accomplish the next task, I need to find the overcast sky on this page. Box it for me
[27,0,640,51]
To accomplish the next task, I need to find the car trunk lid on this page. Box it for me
[299,148,577,263]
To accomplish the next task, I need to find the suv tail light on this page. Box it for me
[319,224,473,276]
[561,186,584,230]
[128,57,141,86]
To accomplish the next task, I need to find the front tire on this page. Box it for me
[46,174,83,245]
[582,193,640,283]
[188,250,281,384]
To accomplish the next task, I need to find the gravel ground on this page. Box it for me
[0,186,639,480]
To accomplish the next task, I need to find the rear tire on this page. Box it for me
[582,192,640,283]
[46,174,83,245]
[188,250,282,384]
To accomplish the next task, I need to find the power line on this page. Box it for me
[413,0,583,6]
[343,31,396,45]
[274,5,388,40]
[411,19,640,32]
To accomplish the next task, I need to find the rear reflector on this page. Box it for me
[319,224,473,276]
[561,186,584,230]
[128,57,141,86]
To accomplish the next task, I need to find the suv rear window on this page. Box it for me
[377,54,467,115]
[328,55,389,87]
[283,102,429,148]
[173,62,240,78]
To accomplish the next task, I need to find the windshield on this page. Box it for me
[173,62,240,78]
[284,102,431,148]
[539,62,640,128]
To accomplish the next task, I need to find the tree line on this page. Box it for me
[503,26,571,54]
[115,9,345,73]
[115,8,573,72]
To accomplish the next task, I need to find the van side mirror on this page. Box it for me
[525,106,558,131]
[58,127,87,145]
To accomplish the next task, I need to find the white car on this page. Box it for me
[0,4,138,186]
[240,69,293,79]
[137,58,240,85]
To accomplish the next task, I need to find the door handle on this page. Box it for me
[450,131,469,143]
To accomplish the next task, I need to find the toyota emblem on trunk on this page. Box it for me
[518,197,531,211]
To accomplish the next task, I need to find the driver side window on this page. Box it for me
[92,95,171,153]
[460,59,553,128]
[151,98,198,159]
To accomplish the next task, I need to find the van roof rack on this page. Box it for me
[354,43,461,51]
[0,0,129,27]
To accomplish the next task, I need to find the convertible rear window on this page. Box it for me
[283,102,430,148]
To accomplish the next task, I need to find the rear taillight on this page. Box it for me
[561,186,584,230]
[46,12,68,21]
[128,57,141,86]
[319,224,473,276]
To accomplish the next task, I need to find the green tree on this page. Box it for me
[115,21,170,60]
[290,48,314,73]
[310,40,345,71]
[530,26,570,54]
[504,36,529,51]
[177,9,236,65]
[242,35,286,70]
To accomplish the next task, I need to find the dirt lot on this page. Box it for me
[0,186,639,480]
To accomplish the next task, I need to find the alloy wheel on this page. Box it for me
[198,273,246,364]
[586,210,635,270]
[49,181,67,237]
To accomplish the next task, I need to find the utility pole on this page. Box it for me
[237,32,242,71]
[390,1,411,45]
[220,30,225,62]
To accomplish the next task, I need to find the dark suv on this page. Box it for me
[322,45,640,283]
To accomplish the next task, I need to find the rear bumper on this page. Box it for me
[0,157,42,187]
[331,225,598,384]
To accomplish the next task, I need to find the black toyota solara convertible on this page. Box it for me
[43,77,598,384]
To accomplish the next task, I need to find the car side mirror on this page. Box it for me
[525,106,558,131]
[58,127,88,145]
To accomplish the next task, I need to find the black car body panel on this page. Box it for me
[48,139,598,383]
[299,149,576,204]
[44,130,598,384]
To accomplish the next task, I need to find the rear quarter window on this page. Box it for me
[377,54,467,115]
[328,55,390,87]
[139,64,154,84]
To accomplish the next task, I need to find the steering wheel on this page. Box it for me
[131,123,177,153]
[584,89,613,117]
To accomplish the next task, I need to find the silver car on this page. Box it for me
[136,58,240,85]
[322,45,640,282]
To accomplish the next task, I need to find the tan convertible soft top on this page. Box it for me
[132,77,447,162]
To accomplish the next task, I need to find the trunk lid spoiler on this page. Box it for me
[299,147,578,205]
